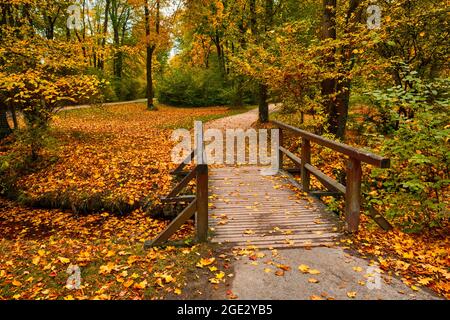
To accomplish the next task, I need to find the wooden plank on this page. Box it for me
[280,146,302,167]
[212,233,338,242]
[311,191,343,198]
[161,195,196,203]
[304,163,346,195]
[272,120,390,168]
[301,139,311,192]
[345,158,362,233]
[172,149,196,175]
[367,206,393,231]
[165,167,197,199]
[279,128,284,170]
[145,200,197,248]
[196,164,209,242]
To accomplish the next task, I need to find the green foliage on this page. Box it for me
[366,77,450,231]
[156,66,253,107]
[112,77,146,102]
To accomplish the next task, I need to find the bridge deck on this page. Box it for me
[209,167,341,249]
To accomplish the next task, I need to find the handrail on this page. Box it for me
[272,120,390,168]
[273,120,392,232]
[145,122,209,248]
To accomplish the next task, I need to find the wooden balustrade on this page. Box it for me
[272,120,392,232]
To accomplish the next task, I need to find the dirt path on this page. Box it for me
[59,99,148,112]
[205,104,280,130]
[196,107,440,301]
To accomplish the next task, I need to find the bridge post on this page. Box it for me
[278,128,284,170]
[301,139,311,192]
[345,158,362,233]
[196,164,209,242]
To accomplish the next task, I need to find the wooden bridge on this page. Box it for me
[145,120,391,249]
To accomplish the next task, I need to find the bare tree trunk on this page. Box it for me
[145,0,159,110]
[258,84,269,123]
[9,103,17,129]
[98,0,110,70]
[320,0,339,136]
[0,107,11,140]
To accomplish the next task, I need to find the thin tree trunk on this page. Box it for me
[98,0,110,70]
[0,107,12,140]
[258,84,269,123]
[145,0,159,110]
[320,0,339,136]
[9,103,17,129]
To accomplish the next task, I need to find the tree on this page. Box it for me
[144,0,160,110]
[0,1,102,155]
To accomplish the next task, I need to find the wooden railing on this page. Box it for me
[272,120,392,233]
[145,123,209,248]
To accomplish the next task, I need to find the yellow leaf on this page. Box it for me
[298,264,310,273]
[58,257,70,264]
[99,262,115,275]
[163,274,175,283]
[209,278,220,284]
[310,295,324,300]
[411,285,420,291]
[32,256,41,265]
[309,269,321,275]
[174,288,182,295]
[196,257,216,268]
[215,271,225,280]
[347,291,357,299]
[308,278,319,283]
[106,250,116,258]
[352,267,363,272]
[418,278,433,286]
[123,279,134,288]
[12,279,22,287]
[127,255,140,265]
[134,280,147,290]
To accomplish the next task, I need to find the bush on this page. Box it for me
[365,77,450,231]
[112,77,146,102]
[157,66,254,107]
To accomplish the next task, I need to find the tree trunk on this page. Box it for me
[334,78,351,138]
[0,107,12,140]
[9,103,17,129]
[144,0,157,110]
[146,45,155,109]
[113,29,122,78]
[320,0,339,137]
[258,84,269,123]
[98,0,110,70]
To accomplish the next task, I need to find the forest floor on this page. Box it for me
[0,102,447,300]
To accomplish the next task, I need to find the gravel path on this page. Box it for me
[205,104,280,130]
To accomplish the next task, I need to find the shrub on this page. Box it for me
[156,66,255,107]
[365,77,450,231]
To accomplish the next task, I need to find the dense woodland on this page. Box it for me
[0,0,448,300]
